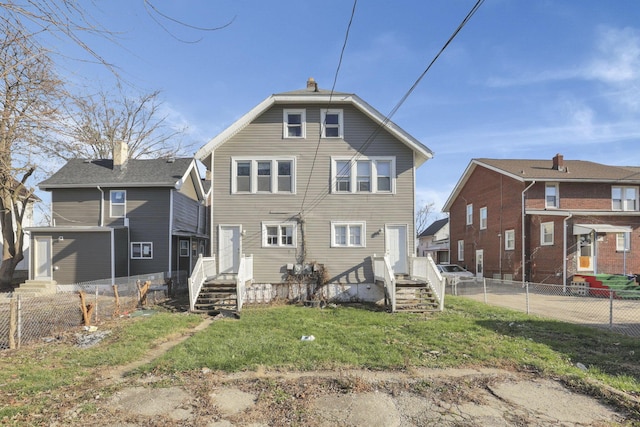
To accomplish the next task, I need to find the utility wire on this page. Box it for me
[300,0,485,216]
[300,0,358,215]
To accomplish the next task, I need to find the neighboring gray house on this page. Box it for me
[195,78,433,299]
[26,143,208,285]
[417,218,449,263]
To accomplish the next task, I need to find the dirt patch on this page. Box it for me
[32,316,639,426]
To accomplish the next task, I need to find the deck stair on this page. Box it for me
[394,274,439,312]
[193,274,238,314]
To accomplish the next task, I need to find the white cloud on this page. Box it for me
[586,26,640,83]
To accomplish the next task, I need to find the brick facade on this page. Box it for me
[445,158,640,285]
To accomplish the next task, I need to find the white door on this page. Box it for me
[34,236,52,280]
[475,249,484,279]
[386,224,408,274]
[218,225,241,274]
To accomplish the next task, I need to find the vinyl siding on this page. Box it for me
[213,103,416,284]
[173,191,206,236]
[31,230,112,284]
[125,188,171,276]
[51,188,102,226]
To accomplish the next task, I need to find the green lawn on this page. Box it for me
[147,298,640,396]
[1,296,639,422]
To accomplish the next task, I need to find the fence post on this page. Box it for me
[525,282,530,315]
[17,295,22,349]
[8,296,17,349]
[95,286,99,324]
[483,278,487,303]
[609,290,614,330]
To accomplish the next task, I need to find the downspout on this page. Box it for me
[97,186,104,226]
[521,181,536,284]
[169,190,174,277]
[563,213,573,293]
[110,229,115,286]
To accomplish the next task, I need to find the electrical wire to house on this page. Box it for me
[300,0,485,217]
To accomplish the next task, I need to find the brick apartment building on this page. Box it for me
[443,154,640,285]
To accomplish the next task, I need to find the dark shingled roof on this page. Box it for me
[476,158,640,182]
[39,158,195,189]
[418,218,448,238]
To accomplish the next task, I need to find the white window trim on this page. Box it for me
[457,239,464,261]
[283,109,306,139]
[479,207,487,230]
[504,229,515,251]
[261,221,297,248]
[179,240,189,257]
[612,186,639,212]
[541,221,554,246]
[321,109,344,139]
[231,156,296,194]
[330,156,396,194]
[466,204,473,225]
[110,190,126,218]
[545,182,559,209]
[131,242,153,259]
[616,232,630,252]
[331,221,366,248]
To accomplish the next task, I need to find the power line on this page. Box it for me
[298,0,485,216]
[300,0,358,215]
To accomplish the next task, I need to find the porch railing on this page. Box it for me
[236,254,253,312]
[409,254,446,311]
[373,253,396,312]
[188,254,217,312]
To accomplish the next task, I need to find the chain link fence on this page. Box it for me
[0,272,181,351]
[447,277,640,337]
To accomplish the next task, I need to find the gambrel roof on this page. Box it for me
[195,84,433,167]
[39,158,206,199]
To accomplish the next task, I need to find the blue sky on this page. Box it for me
[48,0,640,219]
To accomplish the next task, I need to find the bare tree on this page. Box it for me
[45,88,190,162]
[1,1,234,74]
[415,201,436,236]
[0,18,63,290]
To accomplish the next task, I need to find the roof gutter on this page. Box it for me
[521,181,536,284]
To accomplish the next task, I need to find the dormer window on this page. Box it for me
[321,109,343,138]
[284,109,306,138]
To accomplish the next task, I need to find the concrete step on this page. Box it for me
[15,280,57,296]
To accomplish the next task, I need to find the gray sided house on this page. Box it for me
[196,78,433,299]
[27,145,208,285]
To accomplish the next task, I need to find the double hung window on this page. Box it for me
[332,157,395,194]
[110,190,126,218]
[232,157,295,194]
[321,109,343,138]
[284,109,306,138]
[612,186,638,211]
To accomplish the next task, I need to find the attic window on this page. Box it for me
[321,109,343,138]
[284,109,306,138]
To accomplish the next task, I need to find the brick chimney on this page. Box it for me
[113,141,129,169]
[552,153,564,171]
[306,77,318,92]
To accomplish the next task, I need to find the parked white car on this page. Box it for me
[437,264,475,285]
